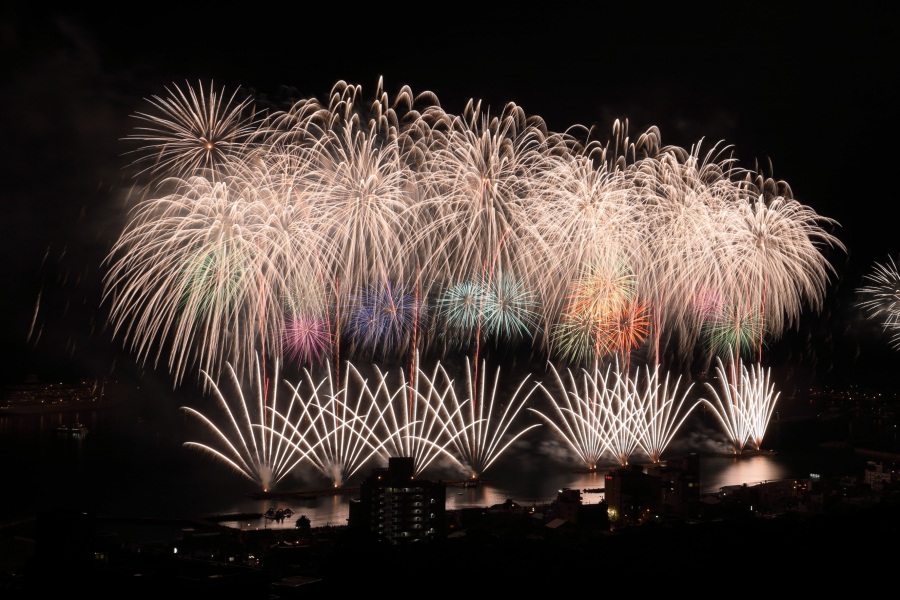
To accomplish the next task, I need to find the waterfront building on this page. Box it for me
[348,457,446,544]
[864,460,897,491]
[646,453,701,516]
[604,464,661,525]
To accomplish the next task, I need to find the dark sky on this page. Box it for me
[2,5,898,391]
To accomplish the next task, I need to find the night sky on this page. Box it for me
[2,5,898,392]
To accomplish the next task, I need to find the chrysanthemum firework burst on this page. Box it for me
[346,280,424,361]
[856,255,900,349]
[125,80,262,182]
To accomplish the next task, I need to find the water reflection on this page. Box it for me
[0,395,847,532]
[213,453,796,531]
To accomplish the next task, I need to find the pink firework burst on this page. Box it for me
[283,314,332,367]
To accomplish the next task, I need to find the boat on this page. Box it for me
[55,422,89,435]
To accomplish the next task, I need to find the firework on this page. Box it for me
[368,356,472,477]
[124,80,262,182]
[532,360,701,467]
[550,260,648,366]
[283,313,332,367]
[479,272,541,342]
[701,300,765,361]
[700,357,781,453]
[530,362,614,471]
[626,364,700,463]
[265,361,391,487]
[435,278,483,349]
[409,98,558,303]
[856,255,900,349]
[106,79,844,409]
[180,356,295,492]
[346,280,424,362]
[429,357,543,479]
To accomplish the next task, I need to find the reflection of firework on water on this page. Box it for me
[856,255,900,349]
[700,357,781,453]
[180,356,294,492]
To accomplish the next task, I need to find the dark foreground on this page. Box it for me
[2,496,897,597]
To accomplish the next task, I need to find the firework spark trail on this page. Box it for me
[435,278,483,350]
[725,190,844,354]
[530,362,614,471]
[533,132,645,340]
[856,255,900,349]
[347,358,468,477]
[625,364,700,464]
[124,80,262,183]
[103,169,329,388]
[409,98,558,313]
[180,356,295,492]
[271,361,403,487]
[700,357,781,453]
[631,141,747,366]
[428,358,543,479]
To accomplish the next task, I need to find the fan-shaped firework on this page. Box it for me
[530,362,615,470]
[533,360,701,467]
[700,357,781,453]
[180,356,294,492]
[264,361,390,487]
[430,358,543,479]
[627,364,700,463]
